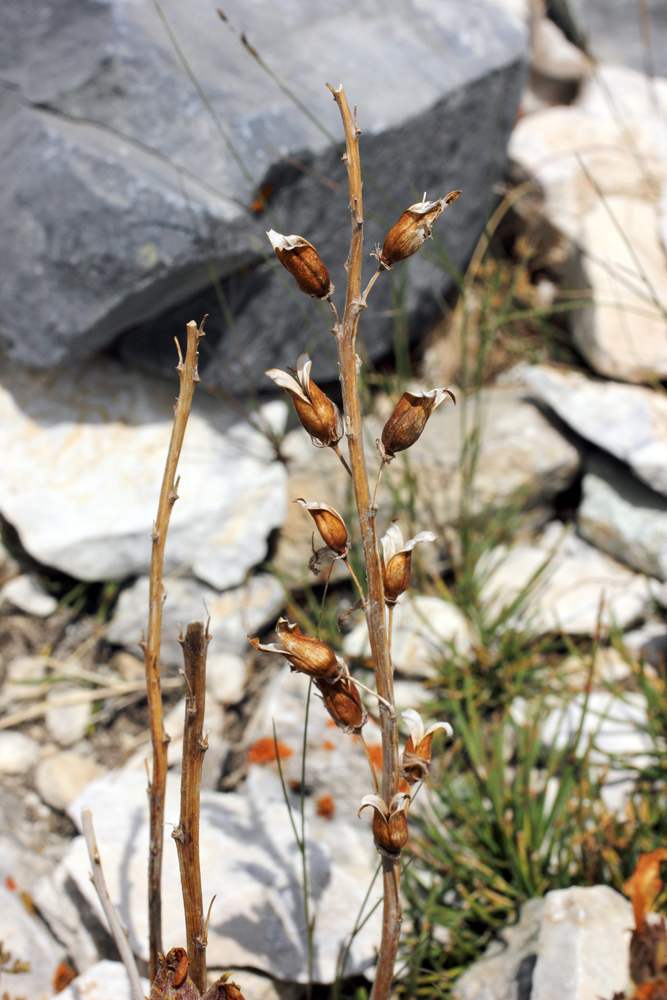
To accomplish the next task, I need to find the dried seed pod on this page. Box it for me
[295,499,349,555]
[358,793,411,858]
[150,947,199,999]
[249,617,343,681]
[316,676,367,734]
[377,191,460,270]
[381,522,437,604]
[267,230,334,299]
[266,353,343,449]
[400,708,453,786]
[379,387,455,460]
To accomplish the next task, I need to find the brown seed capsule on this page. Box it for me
[295,499,349,555]
[267,230,334,299]
[358,793,411,857]
[316,676,367,734]
[266,353,343,449]
[381,523,437,603]
[379,387,455,460]
[400,708,452,786]
[248,617,343,680]
[377,191,460,270]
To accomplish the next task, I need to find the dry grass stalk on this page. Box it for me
[81,809,144,1000]
[141,317,206,977]
[326,83,401,1000]
[172,619,211,995]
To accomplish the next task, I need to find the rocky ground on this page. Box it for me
[1,1,667,999]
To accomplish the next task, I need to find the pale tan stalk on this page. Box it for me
[141,318,205,977]
[326,83,401,1000]
[82,810,144,1000]
[172,620,210,994]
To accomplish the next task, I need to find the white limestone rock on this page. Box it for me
[478,521,654,635]
[0,882,66,1000]
[49,960,150,1000]
[525,364,667,497]
[0,357,286,587]
[106,571,284,667]
[35,751,106,812]
[579,453,667,580]
[206,651,248,706]
[0,574,58,617]
[344,594,473,678]
[45,686,92,746]
[532,886,631,1000]
[63,760,381,983]
[0,731,41,774]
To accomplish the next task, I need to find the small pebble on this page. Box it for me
[206,651,248,706]
[35,751,105,811]
[0,574,58,617]
[0,731,41,774]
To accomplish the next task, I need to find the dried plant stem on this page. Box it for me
[344,556,367,604]
[327,83,401,1000]
[332,443,353,477]
[142,318,205,977]
[81,810,144,1000]
[172,620,210,995]
[358,733,380,794]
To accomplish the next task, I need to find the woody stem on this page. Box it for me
[327,82,401,1000]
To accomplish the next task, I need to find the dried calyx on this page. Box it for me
[400,708,452,786]
[316,675,367,734]
[295,499,349,556]
[375,191,461,270]
[248,617,345,681]
[378,386,455,460]
[150,948,246,1000]
[267,230,334,299]
[266,353,343,449]
[381,522,437,604]
[359,793,411,857]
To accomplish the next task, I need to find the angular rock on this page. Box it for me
[525,364,667,497]
[49,960,150,1000]
[0,0,528,386]
[532,17,590,82]
[579,452,667,580]
[0,574,58,617]
[563,0,667,76]
[570,196,667,383]
[539,690,652,764]
[0,882,66,1000]
[274,384,580,581]
[106,572,284,667]
[344,594,472,678]
[64,762,381,983]
[33,861,106,976]
[531,886,631,1000]
[35,751,106,812]
[478,521,654,635]
[0,731,41,774]
[0,356,286,586]
[454,897,545,1000]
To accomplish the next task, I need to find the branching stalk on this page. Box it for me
[82,810,144,1000]
[141,318,205,977]
[326,83,401,1000]
[172,619,210,994]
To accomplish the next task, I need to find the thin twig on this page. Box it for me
[332,443,353,477]
[362,267,383,303]
[172,620,210,994]
[358,732,380,795]
[81,810,144,1000]
[344,557,367,605]
[326,83,401,1000]
[346,674,395,716]
[373,460,387,507]
[141,317,206,977]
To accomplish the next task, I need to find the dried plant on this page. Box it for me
[249,84,460,999]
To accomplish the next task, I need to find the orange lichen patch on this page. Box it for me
[366,743,383,772]
[248,738,293,765]
[624,848,667,933]
[250,183,275,214]
[5,876,16,891]
[316,794,335,819]
[53,961,77,993]
[322,740,336,751]
[326,719,338,728]
[634,984,664,999]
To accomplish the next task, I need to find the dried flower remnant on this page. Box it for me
[376,191,461,270]
[266,353,343,449]
[248,617,344,681]
[267,230,334,299]
[378,386,455,460]
[295,499,349,555]
[625,850,667,935]
[381,522,437,604]
[315,675,368,734]
[151,949,248,1000]
[400,708,453,786]
[359,793,411,857]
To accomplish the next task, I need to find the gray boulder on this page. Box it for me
[557,0,667,76]
[0,0,528,386]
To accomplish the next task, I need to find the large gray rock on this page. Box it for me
[0,0,527,385]
[562,0,667,76]
[579,452,667,579]
[0,354,286,586]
